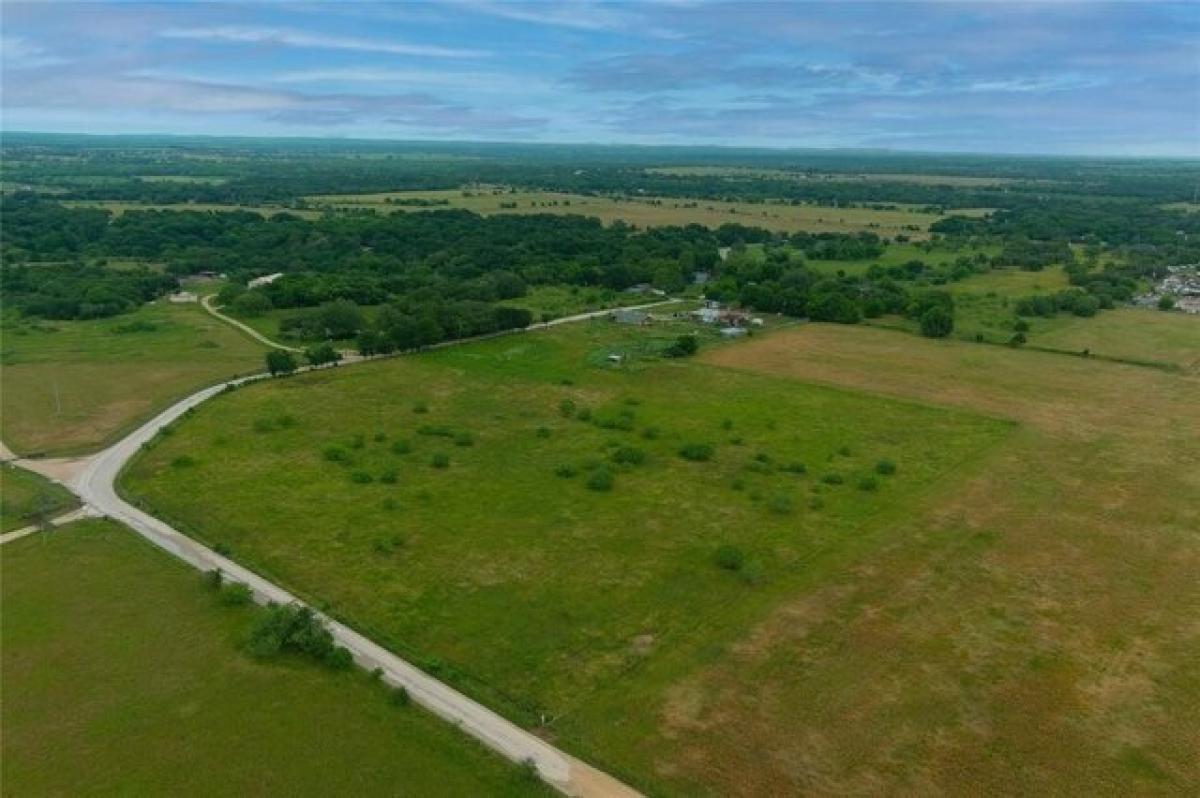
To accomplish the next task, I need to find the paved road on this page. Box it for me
[12,310,660,797]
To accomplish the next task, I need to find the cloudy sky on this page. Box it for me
[2,1,1197,155]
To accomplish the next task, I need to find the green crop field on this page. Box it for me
[121,320,1011,793]
[305,186,961,239]
[1,301,265,455]
[1,518,548,796]
[0,465,78,532]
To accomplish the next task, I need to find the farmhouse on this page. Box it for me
[248,272,284,289]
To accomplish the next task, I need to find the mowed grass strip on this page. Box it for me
[681,324,1200,794]
[1,518,549,797]
[1,301,265,455]
[121,320,1010,791]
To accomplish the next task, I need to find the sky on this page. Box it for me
[2,1,1197,156]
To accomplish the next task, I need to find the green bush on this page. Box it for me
[390,686,411,707]
[640,426,661,440]
[558,398,576,417]
[875,459,896,475]
[220,582,253,606]
[246,603,345,668]
[767,494,793,515]
[575,407,592,422]
[611,446,646,466]
[350,470,373,484]
[430,452,450,469]
[781,461,807,475]
[586,468,615,491]
[379,467,399,484]
[390,439,412,455]
[714,544,745,571]
[323,446,350,464]
[858,476,879,491]
[822,472,844,485]
[453,432,474,447]
[535,426,551,438]
[554,464,577,478]
[170,454,197,468]
[679,442,714,462]
[418,424,454,437]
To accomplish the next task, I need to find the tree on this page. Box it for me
[232,290,272,317]
[265,349,297,375]
[663,334,698,358]
[1158,294,1176,311]
[305,342,340,366]
[919,306,954,338]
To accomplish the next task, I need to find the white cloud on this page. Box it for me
[268,67,549,93]
[0,35,65,68]
[159,25,488,59]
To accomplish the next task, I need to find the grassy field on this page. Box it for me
[1,301,265,455]
[121,319,1010,793]
[1,518,548,796]
[305,186,965,239]
[694,323,1200,794]
[1033,308,1200,372]
[0,465,78,532]
[647,165,1026,187]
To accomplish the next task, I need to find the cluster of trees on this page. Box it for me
[0,260,177,319]
[355,300,533,354]
[1016,289,1103,318]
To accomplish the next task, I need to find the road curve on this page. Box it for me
[201,294,305,352]
[15,314,657,797]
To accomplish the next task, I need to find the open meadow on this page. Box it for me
[1,518,548,796]
[305,187,965,239]
[695,323,1200,794]
[1,300,264,455]
[121,319,1012,792]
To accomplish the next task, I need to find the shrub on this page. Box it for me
[265,349,297,376]
[663,334,699,358]
[390,686,411,707]
[875,459,897,475]
[837,445,851,456]
[611,446,646,466]
[453,432,474,447]
[350,470,373,484]
[558,398,576,417]
[554,464,577,478]
[746,459,772,474]
[767,494,793,515]
[204,568,223,590]
[822,472,844,485]
[679,442,714,462]
[323,446,350,463]
[390,439,412,455]
[535,426,551,439]
[277,414,297,428]
[586,468,615,491]
[170,454,197,468]
[379,467,399,484]
[1158,294,1176,311]
[305,342,341,367]
[326,646,354,670]
[721,418,734,430]
[430,452,450,469]
[373,534,404,554]
[714,544,745,571]
[740,558,766,585]
[781,461,807,475]
[220,582,253,606]
[1013,318,1030,332]
[858,476,879,491]
[575,407,592,422]
[373,431,386,442]
[1009,332,1028,346]
[730,477,746,491]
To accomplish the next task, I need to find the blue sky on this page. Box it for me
[2,1,1197,155]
